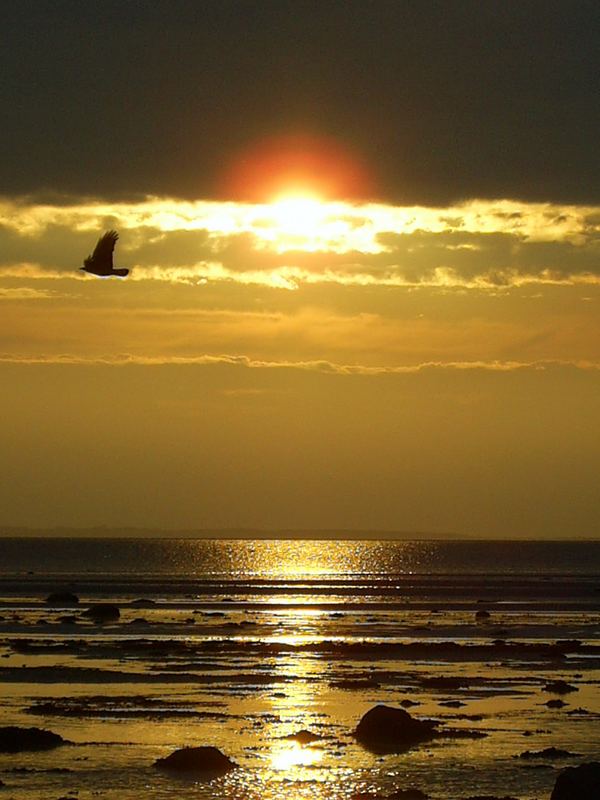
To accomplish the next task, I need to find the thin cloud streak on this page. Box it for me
[1,352,598,375]
[3,261,600,292]
[0,286,59,300]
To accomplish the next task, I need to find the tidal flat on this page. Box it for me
[0,538,599,799]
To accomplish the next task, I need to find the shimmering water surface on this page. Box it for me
[0,538,599,800]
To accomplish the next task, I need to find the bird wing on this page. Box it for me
[89,230,118,271]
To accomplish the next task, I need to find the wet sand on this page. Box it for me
[0,564,599,799]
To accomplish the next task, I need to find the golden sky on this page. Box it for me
[1,193,599,536]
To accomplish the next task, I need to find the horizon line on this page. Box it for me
[0,526,598,542]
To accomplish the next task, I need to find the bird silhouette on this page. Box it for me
[80,230,129,277]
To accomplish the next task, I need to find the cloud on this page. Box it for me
[1,195,600,290]
[2,289,600,370]
[0,286,59,300]
[0,351,598,376]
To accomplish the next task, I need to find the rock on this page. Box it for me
[0,726,67,752]
[543,680,578,694]
[355,705,437,754]
[83,604,120,623]
[440,728,488,740]
[545,699,567,709]
[439,700,466,708]
[154,745,236,775]
[282,729,322,745]
[475,610,491,620]
[45,592,79,606]
[130,598,156,607]
[400,699,420,708]
[332,679,381,690]
[518,747,580,760]
[59,615,78,625]
[550,761,600,800]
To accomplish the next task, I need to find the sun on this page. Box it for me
[269,191,327,238]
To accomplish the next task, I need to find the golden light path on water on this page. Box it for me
[266,620,329,781]
[183,539,432,579]
[270,740,324,771]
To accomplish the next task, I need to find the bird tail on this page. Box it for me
[113,268,129,277]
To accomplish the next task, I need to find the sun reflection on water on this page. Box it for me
[180,538,433,581]
[270,741,323,771]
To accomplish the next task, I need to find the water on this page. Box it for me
[0,538,599,800]
[1,537,598,577]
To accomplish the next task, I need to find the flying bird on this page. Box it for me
[80,230,129,277]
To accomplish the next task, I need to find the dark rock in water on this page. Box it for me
[475,609,491,621]
[0,726,67,752]
[550,761,600,800]
[355,705,437,754]
[83,604,120,623]
[154,745,236,775]
[46,592,79,606]
[545,699,567,709]
[282,729,322,745]
[518,747,580,760]
[440,728,487,740]
[332,679,381,690]
[130,598,156,607]
[400,699,420,708]
[543,680,578,694]
[439,700,466,708]
[59,615,78,625]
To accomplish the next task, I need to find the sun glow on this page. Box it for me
[257,192,357,253]
[270,193,326,237]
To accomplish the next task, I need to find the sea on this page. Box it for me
[0,537,599,800]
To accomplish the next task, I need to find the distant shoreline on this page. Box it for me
[0,528,598,541]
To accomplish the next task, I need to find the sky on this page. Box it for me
[1,1,599,537]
